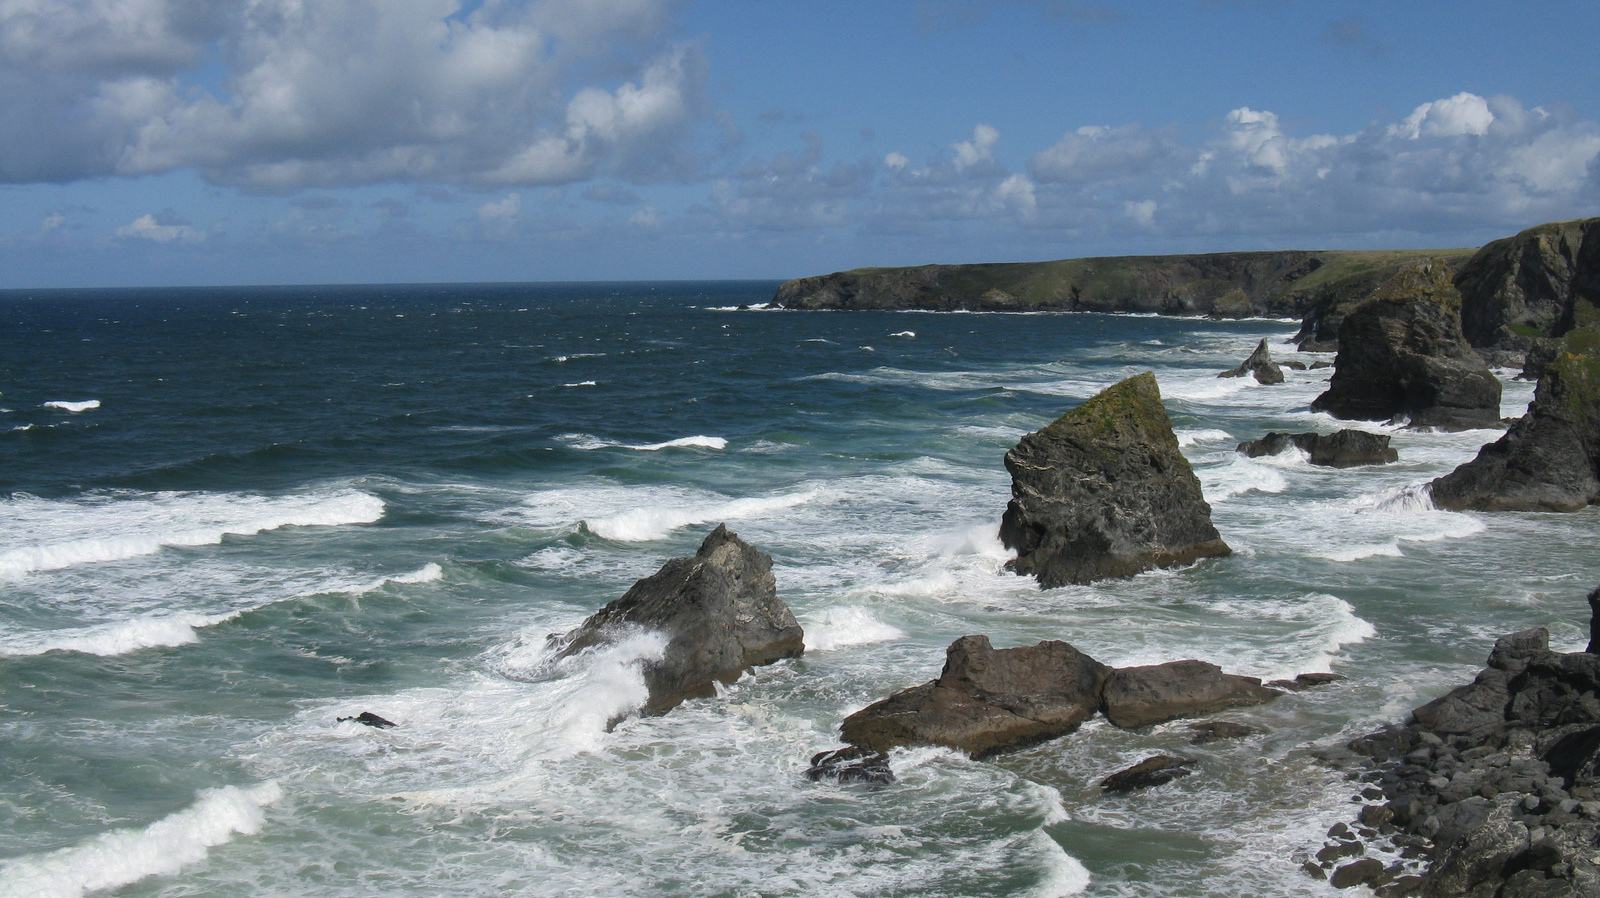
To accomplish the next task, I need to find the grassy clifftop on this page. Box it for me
[773,248,1473,327]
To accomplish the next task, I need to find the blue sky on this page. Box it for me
[3,0,1598,287]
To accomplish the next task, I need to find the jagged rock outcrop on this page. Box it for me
[1430,348,1600,511]
[1456,217,1600,350]
[834,635,1292,758]
[999,373,1230,588]
[1100,660,1282,729]
[1219,338,1285,384]
[838,636,1112,759]
[1311,260,1504,431]
[804,746,895,785]
[553,525,803,716]
[1312,614,1600,897]
[1237,430,1398,468]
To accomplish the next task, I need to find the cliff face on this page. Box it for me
[1455,218,1600,349]
[773,249,1472,322]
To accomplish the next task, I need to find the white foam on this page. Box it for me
[0,610,242,657]
[890,330,915,338]
[0,781,282,898]
[1175,427,1232,447]
[1024,831,1092,897]
[1199,455,1290,502]
[563,381,597,388]
[43,400,100,413]
[802,606,905,652]
[346,562,444,595]
[586,490,817,542]
[556,434,727,452]
[0,489,385,578]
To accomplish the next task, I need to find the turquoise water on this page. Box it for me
[1,282,1595,897]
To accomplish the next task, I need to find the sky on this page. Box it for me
[3,0,1599,288]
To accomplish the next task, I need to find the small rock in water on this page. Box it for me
[1187,721,1262,744]
[804,746,895,785]
[338,711,397,729]
[1100,755,1195,793]
[1330,857,1386,889]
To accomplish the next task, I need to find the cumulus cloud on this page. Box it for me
[115,212,204,243]
[1,0,704,189]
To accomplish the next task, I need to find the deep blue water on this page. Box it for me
[0,282,1594,897]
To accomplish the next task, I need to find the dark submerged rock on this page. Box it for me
[1429,348,1600,511]
[338,711,397,729]
[1311,260,1503,431]
[1100,755,1195,793]
[1100,660,1282,729]
[1266,672,1350,691]
[553,524,803,716]
[999,372,1230,588]
[839,636,1111,758]
[1187,720,1262,744]
[1218,338,1285,384]
[1237,430,1399,468]
[805,746,895,785]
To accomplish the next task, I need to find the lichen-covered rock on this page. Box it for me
[1455,217,1600,349]
[1219,338,1285,384]
[838,636,1111,758]
[554,524,803,716]
[1100,660,1282,729]
[1311,260,1504,431]
[1430,349,1600,511]
[1237,430,1398,468]
[999,372,1230,588]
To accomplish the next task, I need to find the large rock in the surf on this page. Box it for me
[554,524,803,716]
[1310,260,1503,431]
[999,372,1230,588]
[838,636,1112,758]
[1236,430,1398,468]
[1218,338,1285,384]
[1429,349,1600,511]
[1100,660,1282,729]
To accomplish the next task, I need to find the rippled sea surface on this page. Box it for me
[1,282,1595,898]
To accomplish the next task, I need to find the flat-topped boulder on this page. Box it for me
[1430,348,1600,511]
[999,372,1230,588]
[1219,338,1285,384]
[1100,660,1282,729]
[834,635,1287,758]
[839,636,1111,758]
[1311,260,1503,431]
[553,524,803,716]
[1237,430,1398,468]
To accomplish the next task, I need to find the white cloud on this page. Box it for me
[115,213,203,243]
[952,123,1000,172]
[884,151,909,170]
[1,0,703,189]
[1123,199,1156,227]
[1390,92,1495,140]
[477,193,522,224]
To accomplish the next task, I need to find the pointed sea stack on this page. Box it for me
[553,524,804,716]
[1429,347,1600,511]
[1218,338,1285,384]
[1310,260,1502,431]
[999,372,1230,588]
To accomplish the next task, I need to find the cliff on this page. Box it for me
[772,249,1471,324]
[1455,217,1600,350]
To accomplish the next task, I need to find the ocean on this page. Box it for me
[0,281,1594,898]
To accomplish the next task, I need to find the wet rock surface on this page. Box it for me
[1237,430,1399,468]
[1100,755,1196,793]
[1312,618,1600,897]
[1430,346,1600,511]
[804,746,895,785]
[553,524,804,716]
[1218,338,1285,384]
[999,372,1230,588]
[1311,260,1503,431]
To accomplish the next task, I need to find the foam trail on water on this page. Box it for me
[802,606,905,652]
[349,562,444,594]
[0,610,242,658]
[43,400,100,413]
[0,489,385,577]
[586,490,817,542]
[1198,455,1289,502]
[0,781,282,898]
[1025,831,1092,897]
[1175,427,1232,447]
[557,433,727,452]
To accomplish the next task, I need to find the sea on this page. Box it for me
[1,281,1596,898]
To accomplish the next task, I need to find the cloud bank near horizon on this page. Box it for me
[4,0,1599,281]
